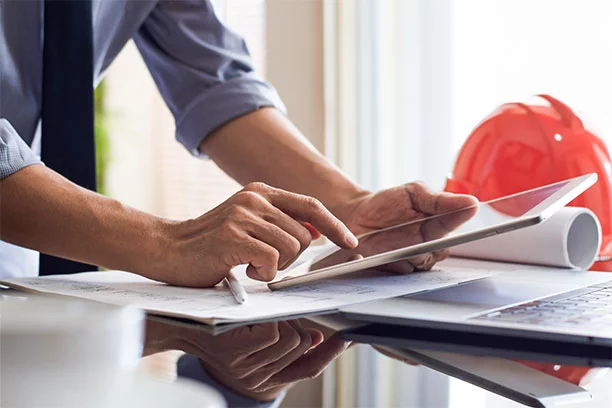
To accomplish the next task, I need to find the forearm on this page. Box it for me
[200,108,368,218]
[0,164,169,276]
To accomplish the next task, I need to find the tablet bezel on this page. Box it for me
[268,173,598,290]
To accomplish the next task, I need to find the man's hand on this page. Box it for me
[3,164,356,288]
[200,325,349,401]
[145,318,349,402]
[331,182,478,272]
[153,182,357,287]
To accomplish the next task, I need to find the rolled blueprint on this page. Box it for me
[452,207,602,269]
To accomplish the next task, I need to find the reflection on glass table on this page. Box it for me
[143,314,607,407]
[144,316,349,403]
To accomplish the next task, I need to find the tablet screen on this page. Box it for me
[294,179,573,274]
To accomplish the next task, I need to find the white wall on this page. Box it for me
[266,0,325,152]
[451,0,612,152]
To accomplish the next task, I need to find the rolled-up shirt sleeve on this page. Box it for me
[133,0,286,158]
[177,354,285,408]
[0,119,42,179]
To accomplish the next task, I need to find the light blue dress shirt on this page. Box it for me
[0,0,286,277]
[1,1,286,405]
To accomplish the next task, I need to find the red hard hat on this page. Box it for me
[445,95,612,269]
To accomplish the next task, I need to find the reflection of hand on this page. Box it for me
[372,345,419,366]
[149,182,357,287]
[519,361,608,386]
[145,318,349,402]
[321,183,478,273]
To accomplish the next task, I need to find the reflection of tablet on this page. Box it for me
[268,174,597,290]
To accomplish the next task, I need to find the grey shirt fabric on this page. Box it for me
[0,119,42,178]
[0,0,285,162]
[0,0,285,277]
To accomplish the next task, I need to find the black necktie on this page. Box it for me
[40,0,97,275]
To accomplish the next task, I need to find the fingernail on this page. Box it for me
[346,232,359,247]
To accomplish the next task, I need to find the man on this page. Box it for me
[0,0,476,287]
[0,0,475,405]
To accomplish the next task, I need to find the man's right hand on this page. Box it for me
[153,182,358,287]
[145,318,350,402]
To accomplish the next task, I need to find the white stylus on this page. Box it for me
[224,271,248,304]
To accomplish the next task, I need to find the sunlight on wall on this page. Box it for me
[451,0,612,153]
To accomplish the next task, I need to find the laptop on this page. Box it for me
[340,265,612,366]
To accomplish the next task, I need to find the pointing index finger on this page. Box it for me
[261,187,358,249]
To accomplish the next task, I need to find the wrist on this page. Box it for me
[327,188,372,228]
[138,217,179,282]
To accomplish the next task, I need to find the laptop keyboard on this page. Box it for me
[471,280,612,330]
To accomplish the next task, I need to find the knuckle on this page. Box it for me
[222,223,244,239]
[391,261,414,274]
[415,254,434,268]
[304,196,324,212]
[297,229,312,249]
[264,247,280,264]
[244,182,268,193]
[266,329,281,345]
[236,191,264,206]
[413,181,432,195]
[227,204,249,218]
[411,180,427,189]
[404,181,426,197]
[297,332,312,352]
[286,329,302,350]
[287,236,302,256]
[434,249,451,261]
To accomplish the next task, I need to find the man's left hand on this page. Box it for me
[331,182,478,272]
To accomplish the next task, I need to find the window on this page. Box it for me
[452,0,612,152]
[331,0,612,406]
[104,0,266,219]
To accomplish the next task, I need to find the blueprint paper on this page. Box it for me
[0,266,491,326]
[452,207,601,269]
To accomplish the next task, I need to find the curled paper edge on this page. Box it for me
[451,207,602,270]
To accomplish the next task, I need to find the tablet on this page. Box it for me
[268,173,597,290]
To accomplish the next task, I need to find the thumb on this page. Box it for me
[407,182,477,215]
